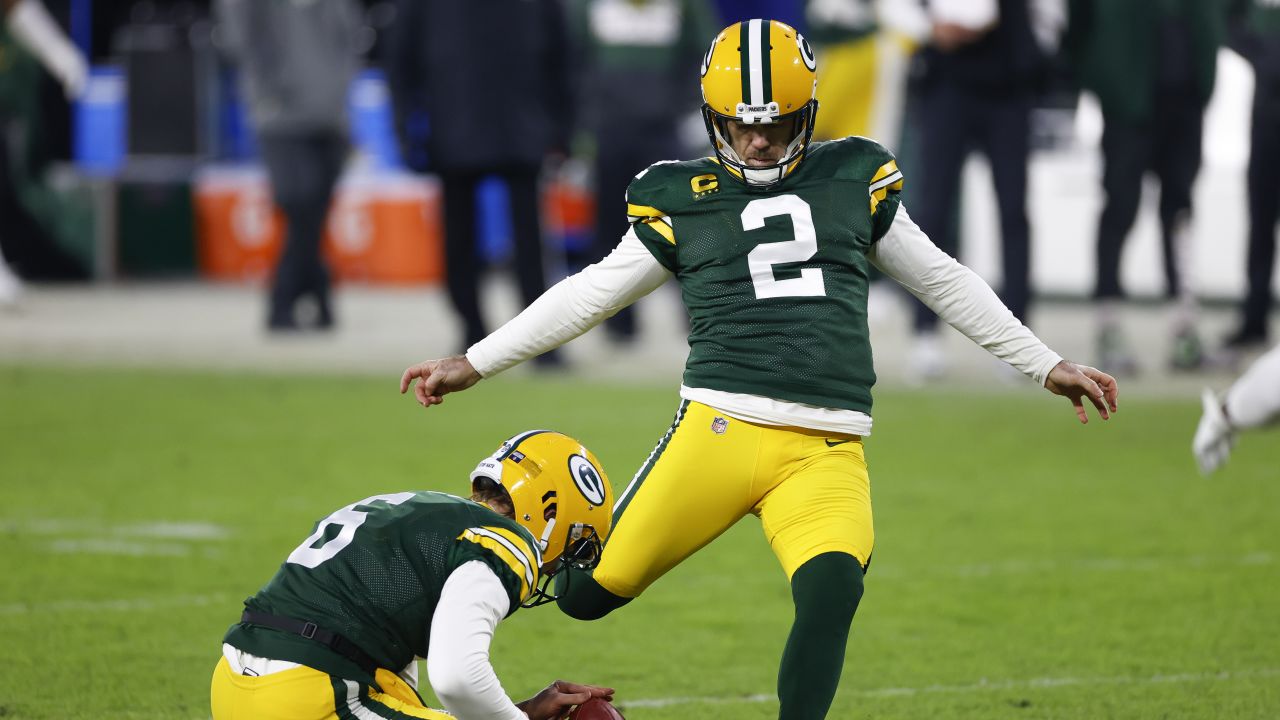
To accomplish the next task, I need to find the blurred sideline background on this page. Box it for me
[2,0,1267,292]
[0,0,1272,388]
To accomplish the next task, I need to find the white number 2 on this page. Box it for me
[742,195,826,299]
[286,492,416,568]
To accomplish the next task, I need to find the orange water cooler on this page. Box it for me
[194,166,444,285]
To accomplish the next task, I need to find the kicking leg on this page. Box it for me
[558,401,759,620]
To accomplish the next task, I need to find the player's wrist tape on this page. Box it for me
[240,609,379,676]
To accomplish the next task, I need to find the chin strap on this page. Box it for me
[537,517,556,554]
[702,102,817,189]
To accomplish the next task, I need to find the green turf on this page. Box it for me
[1,364,1277,719]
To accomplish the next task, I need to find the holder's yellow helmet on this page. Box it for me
[470,430,613,606]
[700,19,819,188]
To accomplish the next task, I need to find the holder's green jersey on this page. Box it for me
[224,491,541,680]
[626,137,904,414]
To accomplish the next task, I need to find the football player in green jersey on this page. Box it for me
[211,431,616,720]
[400,19,1120,720]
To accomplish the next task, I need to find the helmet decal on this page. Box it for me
[495,429,553,461]
[568,454,606,506]
[797,32,816,71]
[700,38,715,78]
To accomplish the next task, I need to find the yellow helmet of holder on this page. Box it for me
[470,430,613,606]
[700,19,819,188]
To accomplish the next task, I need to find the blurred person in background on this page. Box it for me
[216,0,361,332]
[1222,0,1280,351]
[0,0,88,307]
[1193,342,1280,475]
[805,0,920,147]
[567,0,718,344]
[805,0,881,143]
[386,0,573,364]
[899,0,1064,382]
[1066,0,1228,374]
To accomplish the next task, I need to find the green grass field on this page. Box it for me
[2,364,1277,719]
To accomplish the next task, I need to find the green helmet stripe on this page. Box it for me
[497,429,554,460]
[739,21,752,106]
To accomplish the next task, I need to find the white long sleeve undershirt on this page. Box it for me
[466,203,1062,435]
[426,561,527,720]
[467,227,670,377]
[869,207,1062,387]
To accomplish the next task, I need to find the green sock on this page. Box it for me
[555,567,631,620]
[778,552,865,720]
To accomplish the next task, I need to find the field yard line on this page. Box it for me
[0,593,232,615]
[47,538,193,556]
[621,667,1280,709]
[0,518,230,539]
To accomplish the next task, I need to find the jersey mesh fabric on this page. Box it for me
[224,492,536,676]
[627,138,901,414]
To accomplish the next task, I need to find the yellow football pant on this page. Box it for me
[813,36,879,141]
[595,400,873,598]
[211,656,451,720]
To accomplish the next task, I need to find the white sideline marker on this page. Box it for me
[0,593,232,615]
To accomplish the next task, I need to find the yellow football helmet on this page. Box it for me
[700,18,819,188]
[470,430,613,606]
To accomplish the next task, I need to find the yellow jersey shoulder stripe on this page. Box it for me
[458,526,539,601]
[627,203,676,245]
[870,159,902,186]
[641,217,675,244]
[868,161,904,216]
[626,203,665,219]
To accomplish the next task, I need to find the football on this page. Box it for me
[568,698,625,720]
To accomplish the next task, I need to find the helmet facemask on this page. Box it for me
[522,522,604,607]
[702,101,818,189]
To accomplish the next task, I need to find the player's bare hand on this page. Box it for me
[1044,360,1119,424]
[398,355,482,408]
[931,22,988,51]
[516,680,615,720]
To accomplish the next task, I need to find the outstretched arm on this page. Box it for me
[400,355,483,408]
[400,230,670,408]
[5,0,87,98]
[869,206,1119,423]
[1045,360,1119,424]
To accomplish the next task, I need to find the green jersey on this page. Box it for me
[224,491,541,681]
[626,137,904,414]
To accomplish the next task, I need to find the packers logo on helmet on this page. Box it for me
[470,430,613,607]
[699,19,819,188]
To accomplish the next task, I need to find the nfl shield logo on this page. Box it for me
[711,417,728,435]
